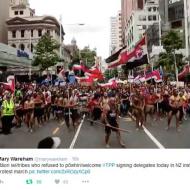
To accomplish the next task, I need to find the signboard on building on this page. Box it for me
[17,50,29,59]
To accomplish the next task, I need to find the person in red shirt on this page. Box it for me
[144,89,158,124]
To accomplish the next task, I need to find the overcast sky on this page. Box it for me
[30,0,121,59]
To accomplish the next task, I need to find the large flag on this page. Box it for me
[72,62,89,73]
[72,64,85,71]
[98,78,117,88]
[178,64,190,81]
[68,71,76,85]
[84,72,101,80]
[41,74,51,84]
[124,36,148,69]
[106,36,148,69]
[134,70,162,83]
[86,67,104,80]
[73,62,104,80]
[105,46,127,68]
[145,70,162,82]
[76,75,94,86]
[54,78,65,86]
[0,75,15,92]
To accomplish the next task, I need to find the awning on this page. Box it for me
[0,51,32,68]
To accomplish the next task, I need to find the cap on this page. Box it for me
[37,137,61,149]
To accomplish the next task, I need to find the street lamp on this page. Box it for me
[29,30,32,81]
[59,17,85,68]
[59,15,63,62]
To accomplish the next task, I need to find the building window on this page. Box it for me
[12,31,16,38]
[31,44,34,52]
[38,29,42,37]
[47,30,50,35]
[153,15,157,21]
[153,7,157,12]
[148,16,153,21]
[31,30,33,37]
[20,11,24,15]
[148,7,152,12]
[139,15,146,21]
[142,25,147,30]
[15,11,18,15]
[21,30,25,38]
[28,43,34,52]
[20,44,25,51]
[11,44,16,48]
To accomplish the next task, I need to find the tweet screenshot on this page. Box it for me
[1,0,190,189]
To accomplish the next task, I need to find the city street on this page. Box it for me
[1,115,190,149]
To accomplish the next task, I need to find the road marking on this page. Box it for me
[60,121,65,126]
[123,117,132,122]
[53,127,60,135]
[128,113,165,149]
[69,115,85,149]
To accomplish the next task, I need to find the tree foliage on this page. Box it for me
[162,30,182,53]
[158,30,184,73]
[33,34,60,71]
[69,46,97,68]
[104,69,118,80]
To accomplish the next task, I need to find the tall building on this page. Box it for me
[110,16,117,54]
[168,0,184,29]
[6,0,65,54]
[168,0,186,49]
[121,0,145,45]
[125,0,159,51]
[110,11,122,55]
[185,0,190,58]
[159,0,170,32]
[116,11,123,52]
[0,0,9,43]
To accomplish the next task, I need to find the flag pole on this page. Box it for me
[184,0,189,65]
[29,32,32,81]
[173,50,179,88]
[159,14,162,47]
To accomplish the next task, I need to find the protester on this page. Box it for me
[104,100,125,148]
[1,76,190,139]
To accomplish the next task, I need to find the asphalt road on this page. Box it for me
[0,115,190,149]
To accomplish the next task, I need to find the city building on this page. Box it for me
[146,23,160,54]
[110,16,117,54]
[0,0,9,43]
[6,0,65,54]
[110,11,123,55]
[159,0,171,33]
[168,0,184,29]
[125,0,159,51]
[121,0,145,46]
[116,11,123,52]
[184,0,190,58]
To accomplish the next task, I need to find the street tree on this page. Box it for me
[69,46,97,68]
[104,69,118,80]
[33,34,60,71]
[158,30,184,73]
